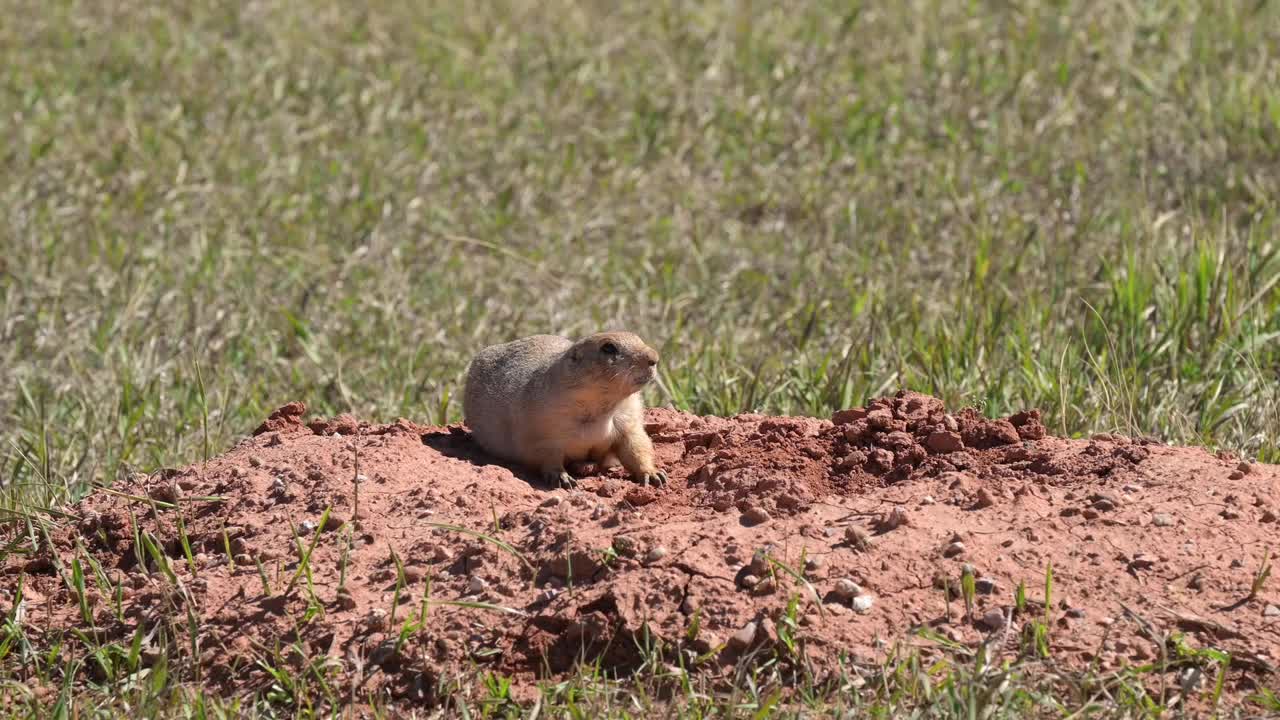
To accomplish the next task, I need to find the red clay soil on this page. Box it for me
[3,392,1278,710]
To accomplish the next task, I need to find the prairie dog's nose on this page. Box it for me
[646,349,660,367]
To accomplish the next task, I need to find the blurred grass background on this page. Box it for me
[3,0,1279,512]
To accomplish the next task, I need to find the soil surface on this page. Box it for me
[4,393,1278,709]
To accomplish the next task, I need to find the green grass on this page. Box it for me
[2,0,1280,716]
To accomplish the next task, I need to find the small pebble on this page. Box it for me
[1179,667,1204,692]
[975,578,999,595]
[644,546,669,565]
[466,576,488,595]
[844,525,874,551]
[980,609,1007,630]
[299,520,316,534]
[851,595,874,613]
[943,541,966,558]
[612,535,638,557]
[540,496,562,508]
[742,507,772,525]
[748,548,773,575]
[1263,604,1280,618]
[740,574,761,590]
[920,495,936,505]
[151,485,178,503]
[1128,555,1156,571]
[1262,510,1277,523]
[831,578,862,601]
[804,556,824,573]
[729,622,758,651]
[1152,513,1174,527]
[1237,461,1253,475]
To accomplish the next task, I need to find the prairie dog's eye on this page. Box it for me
[601,342,618,356]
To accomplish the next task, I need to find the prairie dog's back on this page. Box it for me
[463,334,571,458]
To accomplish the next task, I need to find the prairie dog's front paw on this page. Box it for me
[636,469,668,487]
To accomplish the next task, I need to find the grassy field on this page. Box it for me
[2,0,1280,716]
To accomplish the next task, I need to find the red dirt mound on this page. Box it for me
[3,392,1277,708]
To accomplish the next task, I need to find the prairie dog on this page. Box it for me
[462,331,668,489]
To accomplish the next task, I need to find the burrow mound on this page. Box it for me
[2,392,1277,708]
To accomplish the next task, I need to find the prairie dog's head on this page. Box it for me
[567,331,660,393]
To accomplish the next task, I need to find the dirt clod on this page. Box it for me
[875,507,910,533]
[973,487,998,509]
[926,431,964,454]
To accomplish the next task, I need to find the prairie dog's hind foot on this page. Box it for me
[541,467,577,489]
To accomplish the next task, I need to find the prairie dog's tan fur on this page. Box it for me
[463,331,667,489]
